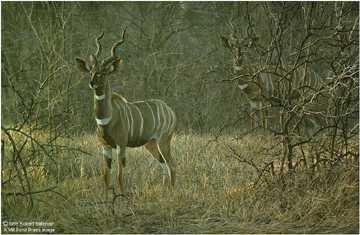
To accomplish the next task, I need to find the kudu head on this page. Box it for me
[76,28,127,90]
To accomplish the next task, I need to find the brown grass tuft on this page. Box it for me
[2,133,359,233]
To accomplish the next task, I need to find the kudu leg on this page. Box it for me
[159,137,176,187]
[145,138,175,186]
[116,145,126,194]
[102,146,112,193]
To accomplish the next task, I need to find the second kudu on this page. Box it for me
[75,28,176,194]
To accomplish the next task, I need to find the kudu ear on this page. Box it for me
[75,58,89,76]
[89,54,97,66]
[106,58,123,74]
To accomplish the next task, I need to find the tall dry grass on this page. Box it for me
[2,133,359,233]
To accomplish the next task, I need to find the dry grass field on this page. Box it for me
[1,133,359,234]
[2,2,358,234]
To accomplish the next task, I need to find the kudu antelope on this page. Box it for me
[222,34,324,131]
[75,29,176,193]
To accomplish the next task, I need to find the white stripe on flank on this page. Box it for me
[170,109,176,131]
[166,105,172,133]
[126,104,134,139]
[145,102,156,132]
[134,105,144,138]
[157,102,163,134]
[114,101,127,128]
[162,103,169,134]
[94,94,105,101]
[96,116,112,126]
[167,105,173,133]
[160,102,167,134]
[122,104,130,133]
[156,102,161,133]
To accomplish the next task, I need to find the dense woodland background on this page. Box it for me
[2,2,359,133]
[1,2,359,233]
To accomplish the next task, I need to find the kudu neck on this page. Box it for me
[94,80,112,120]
